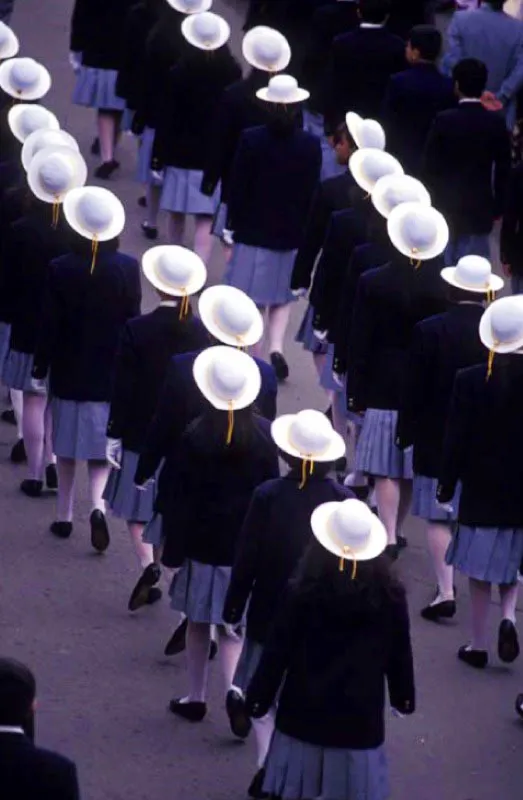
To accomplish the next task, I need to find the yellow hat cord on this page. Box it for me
[486,288,496,305]
[409,247,421,269]
[299,456,315,490]
[90,234,99,274]
[179,289,190,321]
[51,195,60,229]
[226,400,234,446]
[487,347,496,381]
[338,544,358,579]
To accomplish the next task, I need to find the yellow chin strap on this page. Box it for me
[299,456,315,489]
[90,235,99,274]
[226,401,234,446]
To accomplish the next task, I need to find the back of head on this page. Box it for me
[184,405,260,459]
[452,58,488,99]
[358,0,391,25]
[0,658,35,727]
[408,24,442,62]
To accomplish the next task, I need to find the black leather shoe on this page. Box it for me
[168,698,207,722]
[146,587,163,605]
[90,510,110,553]
[248,768,268,799]
[421,598,456,622]
[209,639,218,661]
[20,479,43,498]
[164,618,188,656]
[138,195,147,208]
[270,352,289,382]
[397,535,408,549]
[515,693,523,719]
[45,463,58,491]
[90,137,100,156]
[128,563,162,611]
[94,160,120,180]
[226,688,252,740]
[385,543,399,561]
[498,619,520,664]
[10,439,26,464]
[141,222,158,240]
[50,520,73,539]
[458,645,488,669]
[1,408,16,425]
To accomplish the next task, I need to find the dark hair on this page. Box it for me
[184,405,261,457]
[452,58,488,98]
[0,658,36,727]
[409,25,442,61]
[445,284,485,305]
[486,0,505,9]
[279,451,335,477]
[359,0,391,24]
[333,122,356,151]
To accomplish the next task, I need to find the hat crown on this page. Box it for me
[182,0,204,9]
[208,357,247,401]
[402,211,437,251]
[332,500,374,552]
[157,251,194,287]
[490,299,523,344]
[216,296,254,336]
[252,31,284,67]
[19,107,52,138]
[11,58,39,91]
[192,12,221,44]
[288,410,334,456]
[38,155,73,195]
[77,193,113,234]
[455,255,491,287]
[365,151,397,183]
[267,74,298,99]
[382,180,425,211]
[358,120,385,150]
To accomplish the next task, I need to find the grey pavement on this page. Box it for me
[1,2,521,799]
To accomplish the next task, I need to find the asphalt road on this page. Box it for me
[0,2,521,799]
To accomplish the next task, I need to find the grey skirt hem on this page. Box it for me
[0,322,11,371]
[211,202,228,238]
[103,449,155,523]
[295,303,328,355]
[233,638,264,693]
[411,475,460,523]
[52,399,109,460]
[355,409,413,480]
[2,350,45,394]
[169,559,233,625]
[142,513,164,548]
[446,524,523,585]
[135,127,155,185]
[72,66,126,111]
[223,243,298,307]
[160,167,219,215]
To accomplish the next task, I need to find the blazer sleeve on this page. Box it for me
[396,322,433,450]
[106,324,137,441]
[151,66,180,169]
[256,365,278,421]
[222,487,268,624]
[386,590,415,716]
[346,273,375,413]
[126,258,142,319]
[437,368,471,503]
[70,0,89,53]
[226,131,253,231]
[500,165,523,264]
[332,249,365,377]
[290,182,329,292]
[200,93,237,197]
[59,760,81,800]
[32,263,60,381]
[134,368,178,485]
[498,32,523,105]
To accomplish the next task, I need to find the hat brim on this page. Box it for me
[271,415,346,463]
[0,27,19,60]
[142,245,207,297]
[256,85,309,104]
[346,111,363,141]
[193,346,262,411]
[27,146,88,204]
[311,502,387,562]
[166,0,212,12]
[22,130,79,171]
[242,27,291,73]
[8,103,59,143]
[387,202,449,262]
[63,186,126,242]
[198,285,264,347]
[348,149,403,193]
[479,298,523,353]
[371,176,431,220]
[181,14,231,50]
[349,116,386,151]
[440,267,504,294]
[0,61,51,100]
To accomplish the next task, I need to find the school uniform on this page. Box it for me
[348,257,448,479]
[0,729,80,800]
[501,162,523,293]
[162,415,279,625]
[224,122,322,307]
[223,471,354,691]
[0,185,29,372]
[324,24,407,135]
[70,0,134,111]
[245,580,415,800]
[422,101,511,264]
[438,357,523,584]
[103,305,209,523]
[152,46,241,216]
[396,303,486,523]
[32,238,141,461]
[115,0,160,131]
[382,63,456,177]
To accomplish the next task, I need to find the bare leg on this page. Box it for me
[168,212,185,245]
[43,401,55,466]
[128,521,153,569]
[10,389,23,439]
[22,392,46,481]
[193,216,214,264]
[252,710,276,768]
[427,523,455,600]
[396,479,413,540]
[217,626,244,693]
[267,304,291,355]
[499,582,519,623]
[185,621,211,702]
[56,457,76,522]
[87,459,110,514]
[374,477,401,545]
[97,111,118,163]
[145,182,161,229]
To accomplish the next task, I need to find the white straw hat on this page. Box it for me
[0,21,19,60]
[22,128,79,171]
[372,174,431,219]
[242,26,291,73]
[311,499,387,571]
[27,146,87,204]
[348,148,403,194]
[142,245,207,298]
[63,187,125,242]
[0,57,51,100]
[441,255,503,294]
[256,73,309,104]
[387,202,449,262]
[198,285,263,347]
[181,11,230,50]
[346,112,386,151]
[479,296,523,354]
[8,103,59,143]
[271,409,346,463]
[193,346,261,411]
[166,0,212,12]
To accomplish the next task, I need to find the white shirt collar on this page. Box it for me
[159,300,179,308]
[360,22,384,28]
[0,726,24,735]
[459,98,482,104]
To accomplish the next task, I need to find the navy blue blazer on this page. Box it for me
[227,123,322,251]
[383,63,456,177]
[115,0,159,112]
[324,25,406,134]
[290,171,355,292]
[0,731,79,800]
[501,163,523,277]
[347,258,448,412]
[396,303,486,478]
[0,185,31,325]
[32,240,142,402]
[107,306,210,452]
[438,357,523,527]
[423,102,511,236]
[134,348,278,513]
[70,0,134,70]
[223,471,354,644]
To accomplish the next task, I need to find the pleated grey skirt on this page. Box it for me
[3,350,46,394]
[72,66,126,111]
[445,525,523,585]
[135,126,155,185]
[303,109,345,182]
[103,449,156,523]
[0,322,11,371]
[160,167,219,216]
[263,730,390,800]
[295,303,328,355]
[233,637,264,693]
[355,409,413,480]
[51,398,109,460]
[142,512,164,548]
[412,475,460,523]
[223,243,298,307]
[211,202,228,238]
[169,559,232,625]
